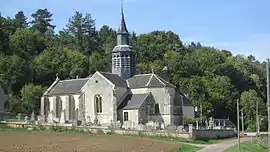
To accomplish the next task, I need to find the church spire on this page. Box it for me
[119,0,128,34]
[112,0,136,79]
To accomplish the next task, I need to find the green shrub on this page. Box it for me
[257,136,268,149]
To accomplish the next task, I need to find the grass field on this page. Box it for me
[224,140,268,152]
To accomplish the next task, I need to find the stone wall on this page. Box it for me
[192,129,236,140]
[2,122,236,140]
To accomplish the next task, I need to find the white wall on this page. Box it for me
[45,94,81,121]
[183,106,194,118]
[123,109,138,124]
[82,72,116,125]
[130,87,173,125]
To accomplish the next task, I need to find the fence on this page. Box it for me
[0,112,30,122]
[1,121,236,140]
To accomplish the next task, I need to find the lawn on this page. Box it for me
[169,144,201,152]
[224,140,268,152]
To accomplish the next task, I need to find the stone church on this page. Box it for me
[40,5,194,127]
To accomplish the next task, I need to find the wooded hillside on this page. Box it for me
[0,9,267,131]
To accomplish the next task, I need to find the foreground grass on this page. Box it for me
[224,140,268,152]
[0,123,228,144]
[169,144,201,152]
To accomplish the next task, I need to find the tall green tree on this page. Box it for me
[13,11,28,28]
[10,28,45,59]
[98,25,116,54]
[65,11,97,55]
[20,84,46,114]
[30,9,55,34]
[35,47,89,85]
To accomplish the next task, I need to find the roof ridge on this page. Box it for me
[137,92,151,109]
[145,74,154,87]
[99,71,122,76]
[60,77,89,82]
[43,78,60,96]
[133,73,152,76]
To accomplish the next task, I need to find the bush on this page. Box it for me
[257,136,268,149]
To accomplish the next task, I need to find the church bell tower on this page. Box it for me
[111,1,136,79]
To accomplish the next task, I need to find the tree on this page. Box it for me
[89,51,110,74]
[240,89,264,130]
[20,84,46,114]
[13,11,28,28]
[98,25,117,54]
[0,15,16,54]
[0,54,32,95]
[135,31,183,62]
[10,28,45,59]
[30,9,55,34]
[65,11,97,55]
[35,47,89,84]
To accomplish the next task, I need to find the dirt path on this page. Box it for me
[0,132,182,152]
[197,137,251,152]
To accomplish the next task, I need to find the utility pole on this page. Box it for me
[266,59,270,150]
[200,103,203,125]
[241,110,244,133]
[256,100,259,137]
[237,99,240,150]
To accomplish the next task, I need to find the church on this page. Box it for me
[40,4,194,127]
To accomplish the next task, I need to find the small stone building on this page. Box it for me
[40,4,194,127]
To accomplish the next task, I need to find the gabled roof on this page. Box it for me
[99,72,127,87]
[45,78,89,96]
[181,93,193,106]
[127,73,176,89]
[121,93,154,110]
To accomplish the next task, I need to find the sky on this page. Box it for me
[1,0,269,61]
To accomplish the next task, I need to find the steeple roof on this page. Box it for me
[118,0,128,33]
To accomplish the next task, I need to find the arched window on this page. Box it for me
[94,95,102,113]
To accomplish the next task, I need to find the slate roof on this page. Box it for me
[182,94,193,106]
[127,74,176,89]
[99,72,127,87]
[45,78,89,96]
[118,1,128,33]
[112,45,134,53]
[121,93,153,110]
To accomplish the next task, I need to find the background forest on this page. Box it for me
[0,9,268,131]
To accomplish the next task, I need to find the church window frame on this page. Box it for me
[94,94,102,114]
[154,103,160,114]
[124,112,128,121]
